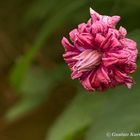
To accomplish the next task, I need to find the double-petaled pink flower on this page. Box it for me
[61,8,138,92]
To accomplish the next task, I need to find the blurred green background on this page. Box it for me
[0,0,140,140]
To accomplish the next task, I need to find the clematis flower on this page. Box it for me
[61,8,138,92]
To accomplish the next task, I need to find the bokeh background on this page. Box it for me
[0,0,140,140]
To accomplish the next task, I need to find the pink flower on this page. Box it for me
[61,8,138,92]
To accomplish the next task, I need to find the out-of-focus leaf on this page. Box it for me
[46,90,109,140]
[127,29,140,48]
[97,0,113,1]
[19,67,52,95]
[46,67,140,140]
[114,0,139,16]
[5,67,51,122]
[123,0,140,7]
[24,0,54,25]
[24,0,74,25]
[6,65,68,122]
[33,0,86,47]
[5,97,45,122]
[85,71,140,140]
[10,0,86,89]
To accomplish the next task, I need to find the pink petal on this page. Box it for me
[80,71,95,92]
[75,33,94,49]
[61,37,75,51]
[61,8,138,92]
[119,26,127,37]
[71,70,83,79]
[114,70,133,88]
[90,8,101,22]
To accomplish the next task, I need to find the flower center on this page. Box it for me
[72,49,102,72]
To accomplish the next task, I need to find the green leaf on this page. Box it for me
[123,0,140,7]
[46,90,109,140]
[24,0,74,25]
[85,71,140,140]
[5,67,51,122]
[6,65,69,122]
[19,67,51,95]
[24,0,54,25]
[5,97,44,122]
[46,69,140,140]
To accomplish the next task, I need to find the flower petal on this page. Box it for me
[80,71,95,92]
[114,70,133,88]
[61,37,75,51]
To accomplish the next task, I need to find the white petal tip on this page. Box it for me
[89,7,94,14]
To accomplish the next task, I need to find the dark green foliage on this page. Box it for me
[7,0,140,140]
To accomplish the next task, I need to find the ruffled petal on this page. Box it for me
[71,70,83,79]
[80,71,95,92]
[91,67,110,90]
[90,7,101,22]
[61,37,75,51]
[61,8,138,92]
[119,26,127,37]
[75,33,94,49]
[114,70,133,88]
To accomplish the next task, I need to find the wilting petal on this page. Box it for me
[100,33,121,50]
[73,49,102,72]
[102,56,118,67]
[100,33,113,49]
[75,33,94,49]
[63,51,79,64]
[72,49,92,60]
[103,49,133,67]
[71,70,83,79]
[95,33,105,46]
[124,63,137,74]
[78,23,89,33]
[61,37,75,51]
[90,7,101,22]
[91,21,108,35]
[69,29,78,42]
[119,26,127,37]
[114,70,133,88]
[80,71,95,92]
[107,28,120,38]
[120,38,138,61]
[100,15,120,28]
[120,38,137,49]
[91,67,110,88]
[61,8,138,92]
[63,51,79,58]
[108,16,120,27]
